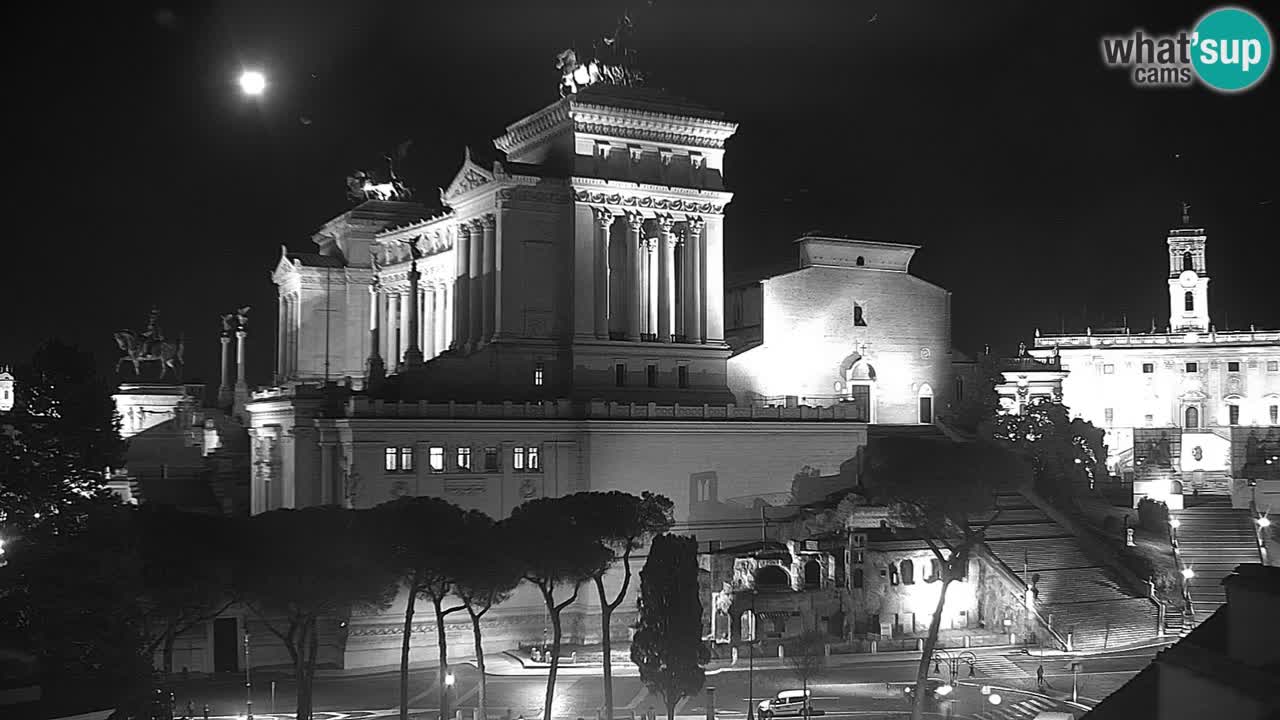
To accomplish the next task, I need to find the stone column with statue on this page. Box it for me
[233,306,251,419]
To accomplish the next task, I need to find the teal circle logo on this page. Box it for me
[1192,7,1272,92]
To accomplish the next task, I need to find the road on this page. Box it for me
[158,644,1164,720]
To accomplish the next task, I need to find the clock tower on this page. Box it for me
[1166,205,1210,333]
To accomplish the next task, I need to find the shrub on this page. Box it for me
[1137,498,1170,533]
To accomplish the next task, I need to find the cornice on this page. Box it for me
[494,101,573,156]
[569,101,738,150]
[570,180,733,217]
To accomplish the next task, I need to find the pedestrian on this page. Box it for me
[186,700,194,720]
[202,703,210,720]
[1036,664,1045,690]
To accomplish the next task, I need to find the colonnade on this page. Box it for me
[372,280,454,369]
[596,209,708,343]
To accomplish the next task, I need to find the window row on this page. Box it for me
[848,557,968,590]
[1141,360,1280,374]
[615,362,691,389]
[384,444,541,474]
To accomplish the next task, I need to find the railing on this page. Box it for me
[1035,329,1280,348]
[343,397,873,421]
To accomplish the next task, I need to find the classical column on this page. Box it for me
[423,285,436,358]
[454,224,471,350]
[646,239,658,337]
[704,215,726,343]
[319,441,336,505]
[686,217,705,344]
[367,284,385,386]
[626,214,643,341]
[594,208,614,338]
[219,330,233,407]
[276,297,286,381]
[235,328,248,389]
[443,283,453,350]
[468,219,483,348]
[657,217,676,342]
[397,290,412,369]
[387,291,401,364]
[480,215,496,344]
[402,259,424,370]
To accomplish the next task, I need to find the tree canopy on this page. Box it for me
[988,398,1108,501]
[631,533,708,720]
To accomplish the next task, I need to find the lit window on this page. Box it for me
[853,304,867,327]
[534,362,545,386]
[1229,404,1240,426]
[1227,361,1241,372]
[615,363,626,387]
[526,445,540,472]
[429,446,445,473]
[1186,362,1198,373]
[514,446,540,472]
[399,447,414,472]
[678,365,689,389]
[1103,364,1115,374]
[1104,408,1114,425]
[484,447,499,471]
[385,447,398,472]
[514,446,525,471]
[456,447,472,471]
[1142,363,1154,374]
[647,364,657,388]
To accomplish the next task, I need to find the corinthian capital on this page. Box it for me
[686,216,705,236]
[479,213,496,230]
[626,212,645,233]
[593,207,616,230]
[656,215,677,235]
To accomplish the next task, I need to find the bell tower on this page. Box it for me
[1167,203,1210,333]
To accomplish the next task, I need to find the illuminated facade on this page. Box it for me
[0,366,13,412]
[1029,217,1280,507]
[726,236,955,424]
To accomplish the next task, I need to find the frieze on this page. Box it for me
[573,121,728,150]
[573,189,724,215]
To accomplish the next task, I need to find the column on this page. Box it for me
[219,332,233,407]
[423,285,436,358]
[403,261,423,369]
[454,224,471,349]
[594,208,613,339]
[367,284,385,385]
[704,215,725,343]
[443,283,453,350]
[627,214,643,341]
[285,295,296,376]
[388,292,401,364]
[657,217,676,343]
[320,441,336,505]
[646,240,658,337]
[397,290,411,368]
[235,329,248,388]
[276,297,286,380]
[686,217,705,344]
[468,219,483,347]
[481,215,496,344]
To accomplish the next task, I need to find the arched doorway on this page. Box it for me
[755,565,789,591]
[838,352,877,422]
[803,559,822,588]
[918,383,934,424]
[1185,405,1200,429]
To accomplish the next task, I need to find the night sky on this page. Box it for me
[8,0,1277,389]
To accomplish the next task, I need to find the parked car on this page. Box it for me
[758,689,816,718]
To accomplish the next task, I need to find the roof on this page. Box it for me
[793,233,921,249]
[571,83,727,121]
[287,252,345,269]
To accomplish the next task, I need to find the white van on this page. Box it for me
[1032,712,1075,720]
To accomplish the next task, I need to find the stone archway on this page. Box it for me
[756,564,790,590]
[837,352,876,422]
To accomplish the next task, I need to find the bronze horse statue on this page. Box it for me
[114,330,184,380]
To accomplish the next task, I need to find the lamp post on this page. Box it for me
[244,629,253,720]
[929,649,977,692]
[746,592,756,720]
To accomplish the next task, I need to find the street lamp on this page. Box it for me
[1258,515,1271,529]
[930,649,977,694]
[1181,567,1195,580]
[238,69,267,97]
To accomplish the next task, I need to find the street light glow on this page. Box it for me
[1170,518,1181,529]
[239,70,266,96]
[1181,567,1195,580]
[445,672,456,687]
[935,684,953,697]
[988,693,1002,705]
[1258,516,1271,528]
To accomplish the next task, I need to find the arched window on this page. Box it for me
[803,560,822,588]
[854,304,867,327]
[1171,480,1184,495]
[918,384,934,424]
[1183,251,1194,271]
[852,568,864,589]
[856,256,865,267]
[1185,291,1194,312]
[1185,406,1200,429]
[755,565,789,591]
[927,558,941,582]
[900,559,915,585]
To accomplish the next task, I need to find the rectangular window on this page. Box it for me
[1144,414,1154,425]
[647,364,658,388]
[1269,361,1279,372]
[1142,363,1154,374]
[385,447,398,472]
[1228,361,1241,372]
[514,446,526,471]
[483,447,499,472]
[678,365,689,389]
[1105,408,1114,425]
[615,363,626,387]
[1229,405,1240,426]
[1271,405,1278,424]
[1185,362,1198,373]
[526,445,540,472]
[1103,364,1115,374]
[534,362,545,386]
[399,447,414,472]
[429,446,445,473]
[456,447,472,471]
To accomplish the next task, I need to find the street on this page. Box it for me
[155,643,1165,720]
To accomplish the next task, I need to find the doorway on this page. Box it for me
[213,617,238,673]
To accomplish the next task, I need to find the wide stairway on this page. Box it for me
[973,493,1160,651]
[1175,498,1261,621]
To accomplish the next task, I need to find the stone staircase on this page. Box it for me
[974,493,1160,651]
[1174,498,1261,621]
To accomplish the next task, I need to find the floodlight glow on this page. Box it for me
[239,70,266,96]
[1258,516,1271,528]
[1181,567,1195,579]
[988,693,1002,705]
[445,672,456,686]
[935,684,953,697]
[1170,518,1181,529]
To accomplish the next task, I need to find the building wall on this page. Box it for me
[849,548,980,635]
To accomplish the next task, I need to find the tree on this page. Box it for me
[989,398,1107,502]
[237,507,397,720]
[137,506,238,678]
[631,533,709,720]
[373,496,469,720]
[454,512,523,720]
[567,491,674,720]
[943,352,1002,435]
[508,496,612,720]
[783,630,827,703]
[860,435,1028,720]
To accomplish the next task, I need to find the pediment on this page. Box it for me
[441,148,495,203]
[272,246,297,282]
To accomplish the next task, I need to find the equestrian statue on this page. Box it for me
[115,307,185,381]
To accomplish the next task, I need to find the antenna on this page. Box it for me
[323,262,333,383]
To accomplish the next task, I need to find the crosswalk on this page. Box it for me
[971,654,1030,679]
[985,695,1063,719]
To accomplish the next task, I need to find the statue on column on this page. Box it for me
[114,307,185,381]
[235,306,251,331]
[220,313,236,337]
